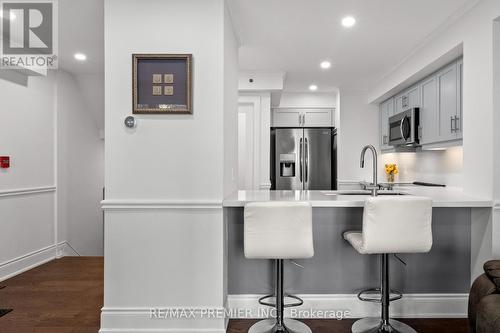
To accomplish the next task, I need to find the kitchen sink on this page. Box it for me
[321,190,408,196]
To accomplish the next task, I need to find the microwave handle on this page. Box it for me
[400,117,406,141]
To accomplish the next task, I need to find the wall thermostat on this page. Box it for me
[124,116,136,128]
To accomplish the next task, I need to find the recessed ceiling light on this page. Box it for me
[309,84,318,91]
[74,53,87,61]
[341,16,356,28]
[320,61,331,69]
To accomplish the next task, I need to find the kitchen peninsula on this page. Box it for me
[223,187,492,317]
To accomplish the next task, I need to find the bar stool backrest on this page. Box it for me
[244,201,314,259]
[362,196,433,254]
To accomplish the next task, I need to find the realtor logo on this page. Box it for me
[0,0,58,69]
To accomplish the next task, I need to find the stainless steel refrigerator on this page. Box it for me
[271,128,337,190]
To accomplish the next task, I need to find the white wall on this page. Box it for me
[102,0,237,332]
[277,92,337,108]
[379,147,463,186]
[57,71,104,256]
[0,68,104,280]
[224,6,239,196]
[337,90,379,183]
[0,73,57,280]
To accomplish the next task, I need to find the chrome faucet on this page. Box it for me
[360,145,378,196]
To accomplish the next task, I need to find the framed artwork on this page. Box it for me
[132,54,192,114]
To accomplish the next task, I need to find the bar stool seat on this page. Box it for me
[343,196,433,333]
[245,201,314,333]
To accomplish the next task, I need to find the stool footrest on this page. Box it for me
[357,288,403,303]
[258,293,304,308]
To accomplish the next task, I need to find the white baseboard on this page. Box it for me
[0,241,79,282]
[99,307,227,333]
[227,294,468,319]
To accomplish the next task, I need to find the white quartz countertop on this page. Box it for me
[223,187,492,208]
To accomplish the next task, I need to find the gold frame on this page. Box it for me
[132,54,192,114]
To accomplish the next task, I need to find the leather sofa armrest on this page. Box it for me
[484,260,500,291]
[476,294,500,333]
[469,274,497,333]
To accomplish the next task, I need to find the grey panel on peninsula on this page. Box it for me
[226,207,471,294]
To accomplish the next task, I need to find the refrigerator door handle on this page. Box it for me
[304,138,308,183]
[299,138,303,183]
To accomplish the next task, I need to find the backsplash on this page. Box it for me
[379,146,463,187]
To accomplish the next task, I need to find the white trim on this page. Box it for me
[99,329,225,333]
[0,241,79,282]
[226,294,468,319]
[493,201,500,211]
[259,182,272,190]
[0,186,56,198]
[100,307,227,333]
[101,199,223,211]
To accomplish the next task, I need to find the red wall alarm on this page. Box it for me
[0,156,10,169]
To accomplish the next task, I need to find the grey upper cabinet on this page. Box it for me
[395,85,421,114]
[380,98,394,151]
[437,62,459,142]
[456,58,463,139]
[420,76,438,145]
[380,58,463,150]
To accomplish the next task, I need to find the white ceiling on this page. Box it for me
[58,0,104,75]
[228,0,476,92]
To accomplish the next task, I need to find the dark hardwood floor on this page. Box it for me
[0,257,468,333]
[0,257,103,333]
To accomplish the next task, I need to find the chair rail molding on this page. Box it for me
[0,185,56,198]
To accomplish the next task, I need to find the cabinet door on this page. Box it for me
[437,63,458,142]
[303,109,332,127]
[455,59,463,139]
[407,85,421,108]
[394,94,404,114]
[380,98,394,150]
[420,76,438,144]
[272,109,302,127]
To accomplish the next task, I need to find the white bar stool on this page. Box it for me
[244,201,314,333]
[343,196,433,333]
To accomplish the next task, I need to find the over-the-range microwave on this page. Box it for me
[389,108,420,147]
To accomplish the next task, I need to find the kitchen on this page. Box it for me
[99,1,500,333]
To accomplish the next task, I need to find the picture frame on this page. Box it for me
[132,54,192,114]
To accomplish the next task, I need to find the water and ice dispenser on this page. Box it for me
[279,154,296,177]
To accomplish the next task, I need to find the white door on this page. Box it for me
[238,103,254,190]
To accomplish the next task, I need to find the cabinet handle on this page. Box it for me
[454,116,460,132]
[450,116,455,133]
[298,114,302,126]
[302,114,305,126]
[383,135,388,145]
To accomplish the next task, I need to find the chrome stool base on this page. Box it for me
[249,318,312,333]
[352,318,417,333]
